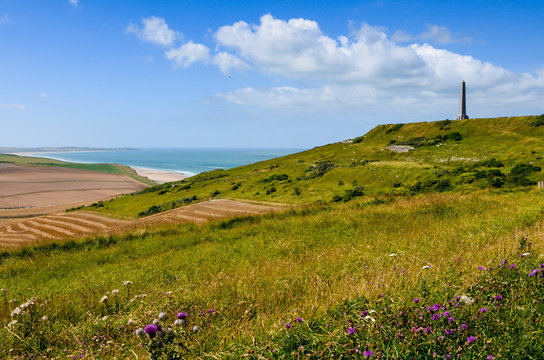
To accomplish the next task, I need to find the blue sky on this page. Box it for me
[1,0,543,148]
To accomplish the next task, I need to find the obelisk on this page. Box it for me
[456,80,469,120]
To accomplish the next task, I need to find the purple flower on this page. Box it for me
[461,323,467,330]
[209,309,215,313]
[480,307,488,313]
[529,269,540,277]
[431,313,441,320]
[296,317,303,323]
[442,311,450,317]
[487,356,495,360]
[144,324,158,339]
[467,336,476,343]
[478,266,486,270]
[445,328,453,335]
[425,327,432,334]
[285,323,291,329]
[363,350,374,358]
[362,310,368,316]
[510,264,516,269]
[495,294,503,300]
[348,327,357,335]
[414,298,419,303]
[177,312,188,319]
[448,316,454,323]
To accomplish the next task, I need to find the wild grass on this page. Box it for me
[84,115,544,218]
[1,189,544,358]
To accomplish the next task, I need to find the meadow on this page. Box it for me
[1,189,544,358]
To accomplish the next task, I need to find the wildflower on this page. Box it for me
[510,264,516,269]
[487,356,495,360]
[123,281,132,286]
[174,319,184,326]
[111,289,119,296]
[459,295,474,305]
[363,316,376,322]
[445,329,453,335]
[431,313,441,320]
[448,316,454,323]
[363,350,374,358]
[209,308,215,313]
[166,291,172,296]
[102,316,108,321]
[480,308,488,313]
[529,268,540,277]
[348,327,357,335]
[521,253,530,257]
[7,320,17,328]
[425,327,432,334]
[156,326,165,337]
[144,324,158,339]
[296,317,303,323]
[414,298,419,303]
[159,311,167,320]
[127,319,134,326]
[495,294,503,300]
[467,336,476,343]
[177,312,188,319]
[478,266,486,270]
[442,311,450,317]
[461,323,467,330]
[10,307,22,317]
[286,323,291,329]
[422,265,430,269]
[100,295,108,304]
[41,315,48,321]
[192,325,199,332]
[389,253,397,257]
[0,288,7,292]
[362,310,368,316]
[152,319,160,325]
[135,327,144,336]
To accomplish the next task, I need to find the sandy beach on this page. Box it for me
[133,167,191,184]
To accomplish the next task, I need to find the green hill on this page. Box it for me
[87,115,544,218]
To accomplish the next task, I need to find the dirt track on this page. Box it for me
[0,199,286,249]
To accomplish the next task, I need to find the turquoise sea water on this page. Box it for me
[35,148,305,176]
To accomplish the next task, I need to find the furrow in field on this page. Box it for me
[46,215,110,229]
[15,222,55,239]
[26,220,74,237]
[36,217,93,234]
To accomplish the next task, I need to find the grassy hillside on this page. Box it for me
[1,189,543,358]
[86,115,544,218]
[0,153,156,186]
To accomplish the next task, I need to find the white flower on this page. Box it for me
[174,319,184,326]
[127,319,134,326]
[166,291,172,296]
[363,316,376,322]
[7,320,17,328]
[135,328,145,336]
[459,295,474,305]
[153,319,160,325]
[159,311,167,319]
[102,316,108,321]
[111,289,119,296]
[10,307,22,317]
[192,325,199,332]
[389,253,397,257]
[100,295,108,303]
[123,281,133,286]
[0,288,7,293]
[521,253,531,257]
[41,315,48,321]
[422,265,430,269]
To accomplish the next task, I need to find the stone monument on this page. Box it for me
[456,80,469,120]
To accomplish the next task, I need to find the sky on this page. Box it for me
[1,0,543,148]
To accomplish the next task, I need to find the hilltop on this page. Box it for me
[87,115,544,218]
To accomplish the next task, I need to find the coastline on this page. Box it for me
[132,167,191,184]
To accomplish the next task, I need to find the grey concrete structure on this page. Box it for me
[456,80,469,120]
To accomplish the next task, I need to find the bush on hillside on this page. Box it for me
[305,162,336,179]
[531,114,544,127]
[385,123,404,134]
[509,163,541,185]
[260,174,289,183]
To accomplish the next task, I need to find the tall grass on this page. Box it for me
[1,189,544,357]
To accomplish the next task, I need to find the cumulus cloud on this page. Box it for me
[212,52,248,74]
[126,16,181,47]
[392,24,471,44]
[1,104,26,109]
[165,41,210,67]
[68,0,79,7]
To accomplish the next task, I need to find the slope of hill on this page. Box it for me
[86,115,544,218]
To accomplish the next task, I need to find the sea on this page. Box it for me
[33,148,306,176]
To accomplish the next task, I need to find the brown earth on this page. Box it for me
[0,164,147,209]
[0,199,287,249]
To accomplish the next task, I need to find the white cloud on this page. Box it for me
[126,16,181,47]
[212,52,248,74]
[0,14,9,24]
[69,0,79,7]
[392,24,471,44]
[40,93,48,98]
[165,41,210,68]
[211,15,544,116]
[1,104,26,109]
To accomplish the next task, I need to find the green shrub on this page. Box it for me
[266,187,277,195]
[260,174,289,183]
[385,123,404,134]
[305,162,336,179]
[531,114,544,127]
